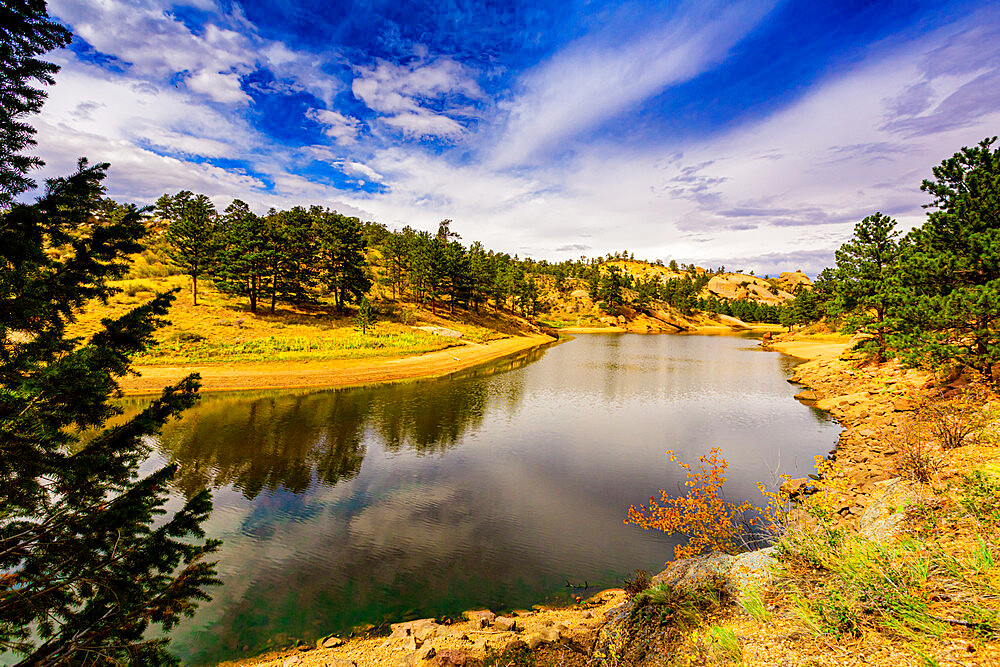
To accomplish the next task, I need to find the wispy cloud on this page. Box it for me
[351,57,484,139]
[489,0,778,166]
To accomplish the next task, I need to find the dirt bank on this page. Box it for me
[121,334,556,395]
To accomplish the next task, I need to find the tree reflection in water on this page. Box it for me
[132,346,547,500]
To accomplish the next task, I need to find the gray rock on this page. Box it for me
[318,635,343,649]
[650,552,735,592]
[860,479,922,541]
[282,657,300,667]
[725,547,778,597]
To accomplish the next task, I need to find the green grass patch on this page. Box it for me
[137,329,451,364]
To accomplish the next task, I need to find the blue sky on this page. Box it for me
[34,0,1000,274]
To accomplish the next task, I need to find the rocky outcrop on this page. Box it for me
[704,273,792,305]
[778,270,812,291]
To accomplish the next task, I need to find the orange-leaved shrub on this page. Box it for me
[626,447,785,560]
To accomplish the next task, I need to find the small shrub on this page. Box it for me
[623,569,650,597]
[891,425,941,484]
[626,448,764,559]
[919,383,992,450]
[630,579,723,631]
[959,470,1000,525]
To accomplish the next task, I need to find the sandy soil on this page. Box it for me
[769,339,849,360]
[120,334,555,396]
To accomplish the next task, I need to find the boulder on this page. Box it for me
[504,639,529,653]
[725,547,778,597]
[390,618,439,641]
[570,289,589,299]
[493,616,517,632]
[860,479,923,541]
[461,609,495,629]
[650,552,735,592]
[318,635,343,649]
[778,271,812,289]
[794,389,818,403]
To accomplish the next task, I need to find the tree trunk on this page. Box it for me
[192,274,198,306]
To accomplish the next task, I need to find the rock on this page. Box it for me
[327,661,356,667]
[650,552,735,592]
[524,625,561,649]
[318,635,343,649]
[282,657,300,667]
[581,610,593,619]
[461,609,495,629]
[570,289,589,299]
[433,649,473,666]
[493,616,517,632]
[417,646,436,662]
[404,635,422,651]
[794,389,818,403]
[390,619,439,641]
[893,397,917,411]
[860,479,923,541]
[295,642,313,652]
[725,547,778,597]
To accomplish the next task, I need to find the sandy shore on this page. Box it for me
[769,338,849,360]
[120,333,556,395]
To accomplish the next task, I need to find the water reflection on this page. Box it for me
[146,335,839,665]
[144,347,548,501]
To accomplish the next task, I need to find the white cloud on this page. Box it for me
[382,111,465,139]
[306,109,360,144]
[352,57,483,139]
[184,68,250,105]
[343,160,384,183]
[49,0,343,107]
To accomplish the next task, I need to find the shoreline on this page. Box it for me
[122,326,791,397]
[120,333,556,396]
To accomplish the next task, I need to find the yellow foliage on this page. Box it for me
[626,447,765,560]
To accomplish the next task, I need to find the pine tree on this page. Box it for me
[833,212,901,361]
[354,296,374,335]
[314,208,371,310]
[157,191,217,306]
[0,161,220,665]
[0,0,70,206]
[0,3,218,662]
[213,199,269,313]
[891,138,1000,383]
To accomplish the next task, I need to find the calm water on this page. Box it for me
[142,333,838,665]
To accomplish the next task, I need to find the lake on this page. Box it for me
[144,333,839,665]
